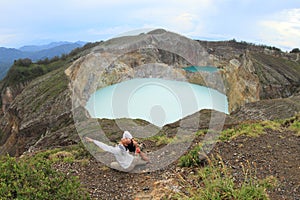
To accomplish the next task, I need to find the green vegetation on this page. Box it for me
[282,113,300,136]
[289,120,300,136]
[176,155,277,200]
[147,133,177,146]
[31,68,68,112]
[0,145,90,199]
[178,143,206,167]
[3,57,66,87]
[219,120,281,142]
[218,115,300,141]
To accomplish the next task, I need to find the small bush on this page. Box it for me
[179,143,206,167]
[279,113,300,136]
[0,155,90,200]
[290,121,300,136]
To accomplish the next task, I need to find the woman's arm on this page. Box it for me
[85,137,119,154]
[132,139,141,153]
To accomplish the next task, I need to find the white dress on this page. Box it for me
[93,140,134,169]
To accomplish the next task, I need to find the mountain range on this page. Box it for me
[0,41,86,80]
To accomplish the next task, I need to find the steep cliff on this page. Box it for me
[198,40,300,110]
[251,52,300,99]
[0,68,79,156]
[1,29,300,156]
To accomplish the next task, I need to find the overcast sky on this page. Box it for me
[1,0,299,51]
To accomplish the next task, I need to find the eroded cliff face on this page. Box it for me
[199,40,300,110]
[251,52,300,99]
[1,29,300,156]
[1,82,28,114]
[220,53,260,112]
[0,69,79,156]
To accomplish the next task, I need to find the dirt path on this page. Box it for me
[54,129,299,200]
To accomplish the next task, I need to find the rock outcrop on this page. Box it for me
[1,87,13,113]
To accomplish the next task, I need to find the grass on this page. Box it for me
[30,68,68,112]
[175,155,277,200]
[219,120,281,142]
[219,113,300,141]
[147,133,178,146]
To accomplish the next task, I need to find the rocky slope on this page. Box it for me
[0,68,79,156]
[0,29,300,157]
[51,123,299,200]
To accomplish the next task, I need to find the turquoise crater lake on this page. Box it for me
[86,78,228,127]
[183,66,219,73]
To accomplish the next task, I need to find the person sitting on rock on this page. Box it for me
[85,134,148,172]
[121,131,150,162]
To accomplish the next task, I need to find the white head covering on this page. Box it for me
[122,131,133,139]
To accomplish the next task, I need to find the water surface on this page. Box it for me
[86,78,228,127]
[183,66,219,73]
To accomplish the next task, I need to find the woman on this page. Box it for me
[121,131,150,162]
[85,132,148,172]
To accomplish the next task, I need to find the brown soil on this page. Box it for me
[54,129,300,200]
[212,129,300,200]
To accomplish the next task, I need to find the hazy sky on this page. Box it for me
[1,0,299,51]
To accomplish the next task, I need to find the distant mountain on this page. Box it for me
[0,47,24,60]
[25,43,86,61]
[0,41,86,80]
[0,61,12,81]
[19,41,86,52]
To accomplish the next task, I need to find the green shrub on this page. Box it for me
[178,143,206,167]
[0,155,90,200]
[290,121,300,136]
[284,113,300,136]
